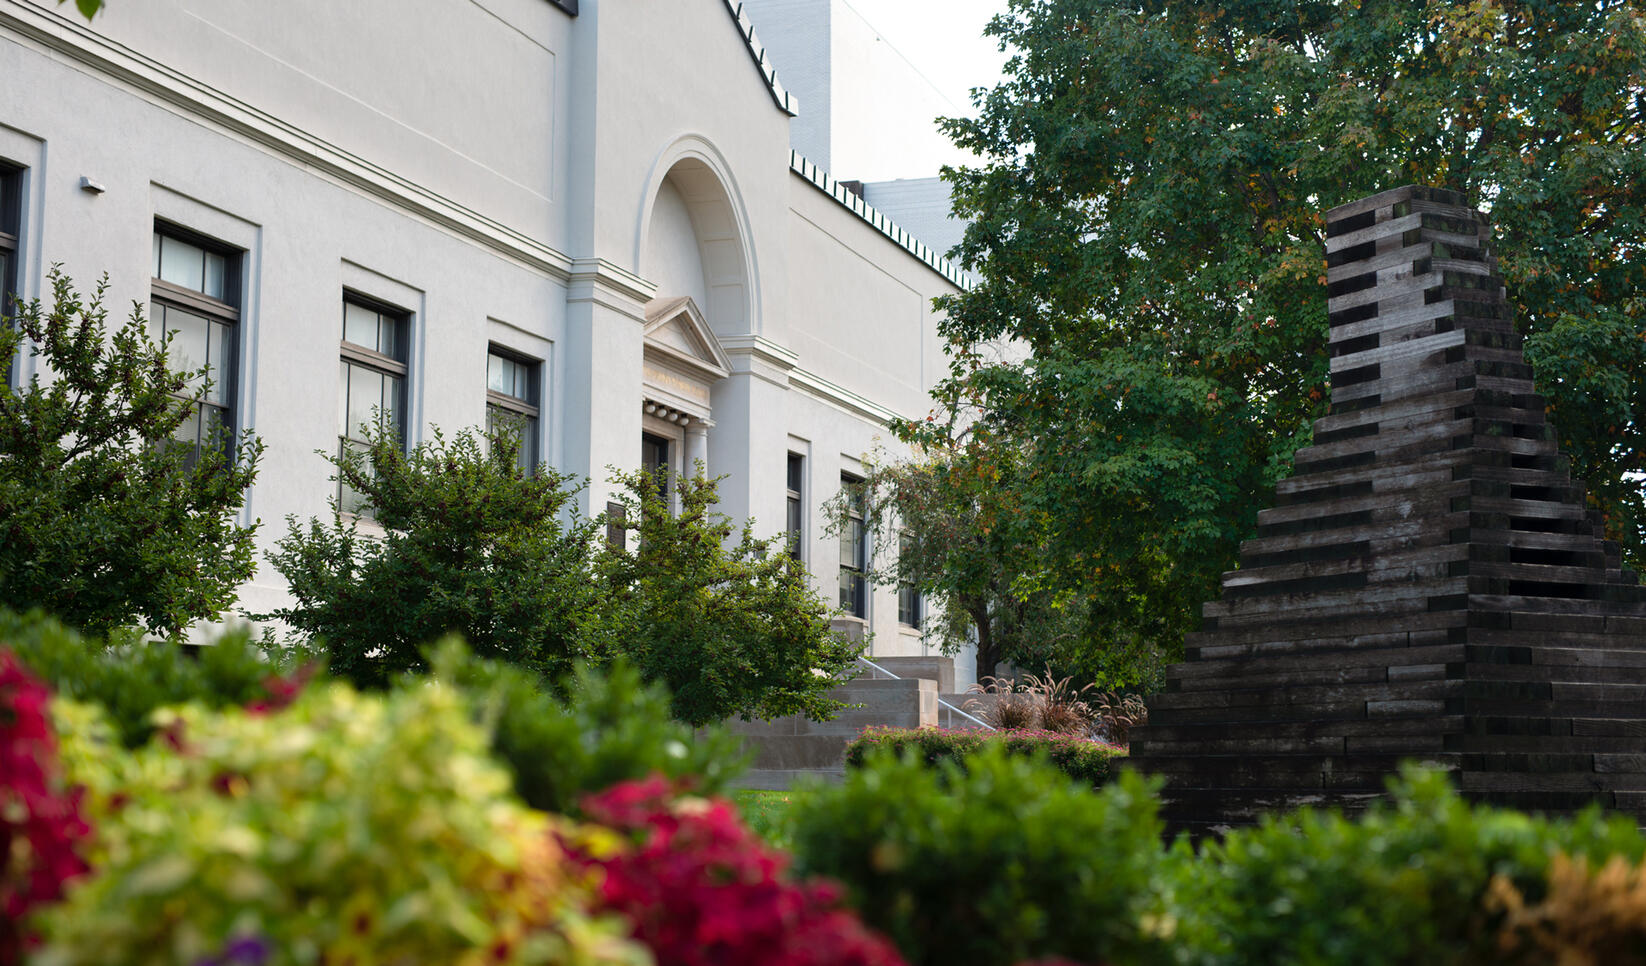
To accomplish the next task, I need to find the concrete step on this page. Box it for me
[939,693,995,729]
[860,656,956,693]
[720,675,940,786]
[741,735,852,770]
[731,768,843,791]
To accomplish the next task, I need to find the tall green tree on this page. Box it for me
[0,269,262,637]
[936,0,1646,660]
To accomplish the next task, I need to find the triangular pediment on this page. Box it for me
[644,296,731,381]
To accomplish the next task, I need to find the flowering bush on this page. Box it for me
[571,777,907,966]
[845,726,1124,790]
[35,681,649,966]
[0,651,90,966]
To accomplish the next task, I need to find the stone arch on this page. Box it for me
[635,136,760,338]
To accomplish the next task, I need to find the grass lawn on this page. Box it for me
[732,788,795,850]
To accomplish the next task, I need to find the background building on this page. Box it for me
[0,0,977,685]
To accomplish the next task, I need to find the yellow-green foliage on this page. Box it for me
[34,681,650,966]
[1489,852,1646,966]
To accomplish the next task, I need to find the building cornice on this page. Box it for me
[789,151,972,291]
[722,1,798,117]
[718,333,798,371]
[0,3,577,281]
[719,337,909,427]
[788,367,900,427]
[566,257,656,320]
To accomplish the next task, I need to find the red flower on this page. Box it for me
[0,650,92,966]
[245,661,320,715]
[570,777,906,966]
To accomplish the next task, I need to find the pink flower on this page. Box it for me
[0,650,92,966]
[569,777,907,966]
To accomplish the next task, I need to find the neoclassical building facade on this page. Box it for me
[0,0,975,683]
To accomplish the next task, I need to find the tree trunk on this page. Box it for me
[968,598,998,683]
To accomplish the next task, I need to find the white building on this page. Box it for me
[0,0,976,685]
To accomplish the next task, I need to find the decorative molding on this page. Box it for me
[789,151,972,290]
[644,296,732,381]
[568,256,655,301]
[722,1,798,117]
[717,333,798,371]
[565,256,656,320]
[788,367,901,427]
[0,4,577,281]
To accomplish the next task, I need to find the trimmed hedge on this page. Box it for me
[845,726,1124,790]
[793,752,1646,966]
[793,743,1168,966]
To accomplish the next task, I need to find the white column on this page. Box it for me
[685,418,713,477]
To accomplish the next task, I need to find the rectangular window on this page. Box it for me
[0,165,19,319]
[1,165,20,385]
[898,532,922,627]
[485,346,541,474]
[338,294,408,515]
[641,432,671,506]
[151,226,241,463]
[786,452,805,560]
[839,473,866,618]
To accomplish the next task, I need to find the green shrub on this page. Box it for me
[1174,766,1646,966]
[789,743,1172,966]
[0,269,263,638]
[38,680,648,966]
[262,424,601,689]
[845,726,1125,790]
[587,469,861,726]
[0,608,305,747]
[427,642,748,816]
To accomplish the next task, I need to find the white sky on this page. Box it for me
[829,0,1007,179]
[838,0,1011,118]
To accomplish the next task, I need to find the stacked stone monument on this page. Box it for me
[1129,186,1646,835]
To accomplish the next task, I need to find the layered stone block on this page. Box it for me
[1129,186,1646,835]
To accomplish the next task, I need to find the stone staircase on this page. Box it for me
[727,656,979,789]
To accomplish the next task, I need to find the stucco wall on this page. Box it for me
[18,0,573,247]
[1,0,973,679]
[0,11,570,617]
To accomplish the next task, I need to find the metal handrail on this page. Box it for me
[856,655,996,731]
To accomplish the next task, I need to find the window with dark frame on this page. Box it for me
[485,346,541,474]
[151,226,241,464]
[839,472,867,618]
[338,294,408,516]
[786,452,805,560]
[898,532,923,627]
[1,165,20,385]
[641,432,671,507]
